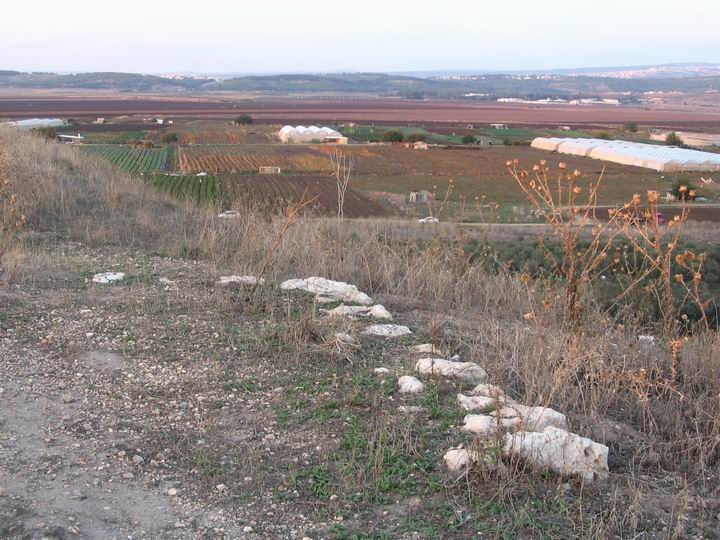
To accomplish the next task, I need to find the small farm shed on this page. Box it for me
[490,123,508,129]
[408,190,432,203]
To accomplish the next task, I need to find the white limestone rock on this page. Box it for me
[373,367,391,375]
[398,376,425,394]
[469,383,507,399]
[280,277,373,305]
[457,394,498,412]
[490,404,567,432]
[462,414,498,437]
[415,358,487,385]
[323,304,393,320]
[92,272,125,284]
[216,275,265,287]
[410,343,443,355]
[362,324,412,338]
[503,426,609,483]
[333,332,357,344]
[443,449,473,473]
[398,405,426,414]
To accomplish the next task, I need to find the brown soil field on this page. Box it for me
[177,145,332,174]
[220,174,387,218]
[3,95,720,129]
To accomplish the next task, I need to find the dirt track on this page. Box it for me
[3,95,720,129]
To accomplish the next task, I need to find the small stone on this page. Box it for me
[168,488,178,496]
[132,455,144,465]
[123,472,134,479]
[216,484,227,492]
[373,367,390,375]
[243,526,253,533]
[329,494,338,501]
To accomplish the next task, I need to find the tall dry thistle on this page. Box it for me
[329,149,354,221]
[508,159,630,326]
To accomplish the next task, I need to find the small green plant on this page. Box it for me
[461,134,477,144]
[235,114,253,125]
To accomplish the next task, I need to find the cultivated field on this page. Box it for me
[79,145,173,173]
[176,145,332,174]
[221,174,387,218]
[146,174,221,204]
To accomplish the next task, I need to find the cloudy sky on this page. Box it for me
[3,0,718,74]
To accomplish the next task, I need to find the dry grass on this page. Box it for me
[3,126,720,534]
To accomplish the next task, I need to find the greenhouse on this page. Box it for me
[278,125,347,144]
[532,137,720,172]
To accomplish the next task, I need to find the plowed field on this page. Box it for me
[221,175,387,218]
[177,145,332,174]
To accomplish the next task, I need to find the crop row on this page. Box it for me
[79,145,173,173]
[146,174,220,204]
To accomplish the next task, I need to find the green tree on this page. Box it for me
[666,132,684,146]
[162,132,179,144]
[461,134,477,144]
[382,130,404,143]
[624,122,639,133]
[405,132,426,143]
[597,132,612,140]
[235,114,253,125]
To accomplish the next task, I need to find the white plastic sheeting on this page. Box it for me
[531,137,720,172]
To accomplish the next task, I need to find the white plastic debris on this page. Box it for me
[281,277,373,305]
[361,324,412,338]
[218,210,240,219]
[503,426,609,483]
[443,448,473,473]
[92,272,125,284]
[415,358,487,385]
[216,275,265,287]
[323,304,393,320]
[398,376,425,394]
[410,343,443,355]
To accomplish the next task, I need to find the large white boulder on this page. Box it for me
[280,277,373,305]
[398,376,425,394]
[362,324,412,338]
[415,358,488,385]
[323,304,393,320]
[503,426,609,483]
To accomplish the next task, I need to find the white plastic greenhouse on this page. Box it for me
[278,125,346,144]
[531,137,720,172]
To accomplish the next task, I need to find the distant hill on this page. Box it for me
[1,68,719,99]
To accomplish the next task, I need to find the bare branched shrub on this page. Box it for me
[329,149,354,221]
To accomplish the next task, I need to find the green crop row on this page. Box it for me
[145,174,221,204]
[78,145,173,173]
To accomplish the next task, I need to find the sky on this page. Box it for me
[3,0,719,74]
